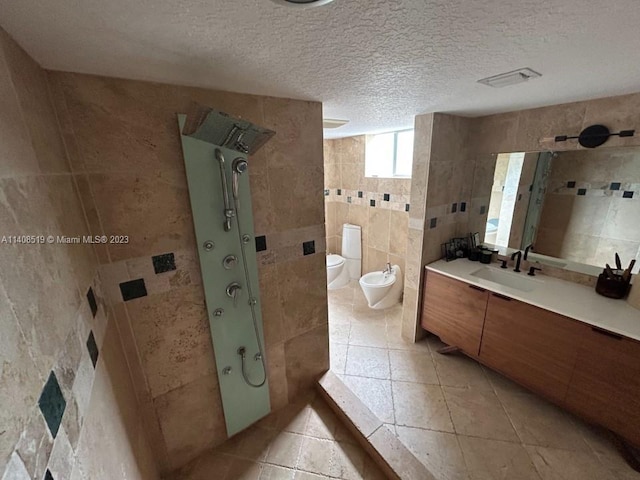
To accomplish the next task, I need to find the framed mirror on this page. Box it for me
[469,147,640,275]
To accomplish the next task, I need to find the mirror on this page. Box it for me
[470,147,640,274]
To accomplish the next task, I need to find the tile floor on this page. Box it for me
[328,280,640,480]
[168,389,386,480]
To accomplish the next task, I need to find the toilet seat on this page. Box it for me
[326,254,345,268]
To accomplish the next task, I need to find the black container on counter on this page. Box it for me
[595,273,631,299]
[468,248,481,262]
[480,250,493,264]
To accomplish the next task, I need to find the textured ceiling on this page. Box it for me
[1,0,640,138]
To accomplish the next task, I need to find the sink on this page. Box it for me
[470,266,540,292]
[536,258,566,268]
[527,254,566,268]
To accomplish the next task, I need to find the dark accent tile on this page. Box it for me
[324,189,329,196]
[347,196,352,203]
[460,202,466,212]
[610,182,621,191]
[357,191,363,198]
[429,218,437,229]
[86,287,97,318]
[152,252,176,274]
[529,184,533,192]
[255,235,267,252]
[577,188,587,196]
[119,279,147,302]
[303,240,315,256]
[370,199,376,207]
[337,188,342,196]
[383,193,390,201]
[405,204,410,212]
[39,372,66,439]
[480,205,486,215]
[45,470,54,480]
[451,203,457,213]
[623,191,634,198]
[567,181,576,188]
[87,331,99,368]
[518,194,522,201]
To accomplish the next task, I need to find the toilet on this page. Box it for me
[326,224,362,290]
[359,265,403,309]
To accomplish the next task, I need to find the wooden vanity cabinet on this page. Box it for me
[479,293,589,404]
[422,271,488,356]
[565,328,640,446]
[421,267,640,447]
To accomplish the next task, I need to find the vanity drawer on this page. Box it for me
[565,328,640,446]
[479,293,588,404]
[422,271,488,356]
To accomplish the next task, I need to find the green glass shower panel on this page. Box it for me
[177,115,270,437]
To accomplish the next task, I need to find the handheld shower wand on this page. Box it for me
[215,149,234,232]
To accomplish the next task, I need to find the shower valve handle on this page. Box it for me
[226,282,242,307]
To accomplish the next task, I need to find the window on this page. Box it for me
[365,130,414,178]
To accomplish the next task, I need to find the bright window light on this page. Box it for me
[365,130,414,178]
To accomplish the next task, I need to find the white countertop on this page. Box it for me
[426,259,640,342]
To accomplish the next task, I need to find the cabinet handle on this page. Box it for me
[491,293,512,301]
[468,285,486,292]
[591,327,623,340]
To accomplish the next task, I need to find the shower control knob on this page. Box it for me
[213,308,224,317]
[226,282,242,307]
[222,366,232,375]
[242,234,251,244]
[248,298,257,306]
[223,255,238,270]
[203,240,215,251]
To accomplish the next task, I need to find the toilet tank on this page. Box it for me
[342,224,362,259]
[341,224,362,279]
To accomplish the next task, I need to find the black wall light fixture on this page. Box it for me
[554,124,635,148]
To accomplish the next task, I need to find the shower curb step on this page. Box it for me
[316,371,435,480]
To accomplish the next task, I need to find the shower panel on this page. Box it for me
[177,107,275,436]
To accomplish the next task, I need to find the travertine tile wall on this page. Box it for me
[323,136,411,275]
[0,28,158,480]
[536,148,640,269]
[402,114,473,341]
[47,72,329,473]
[404,92,640,342]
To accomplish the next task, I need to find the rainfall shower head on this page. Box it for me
[182,103,275,155]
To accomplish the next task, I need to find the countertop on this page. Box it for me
[426,259,640,342]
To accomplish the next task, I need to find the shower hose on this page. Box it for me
[233,193,267,388]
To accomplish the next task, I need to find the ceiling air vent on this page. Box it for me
[478,68,542,88]
[271,0,335,7]
[323,119,349,129]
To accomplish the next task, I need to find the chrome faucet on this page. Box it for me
[511,251,523,273]
[383,263,392,276]
[524,244,534,260]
